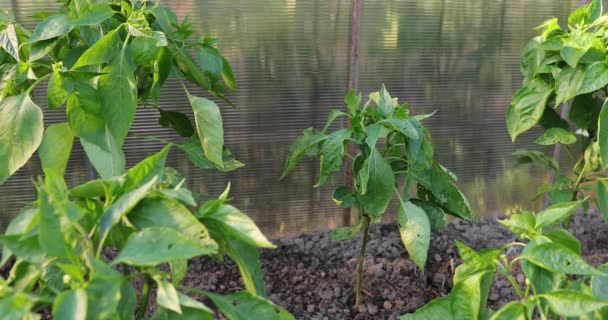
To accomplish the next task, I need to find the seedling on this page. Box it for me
[282,86,472,309]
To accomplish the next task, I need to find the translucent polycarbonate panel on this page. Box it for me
[0,0,581,236]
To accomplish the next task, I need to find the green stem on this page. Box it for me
[137,275,153,320]
[565,161,588,229]
[505,273,524,299]
[355,213,370,310]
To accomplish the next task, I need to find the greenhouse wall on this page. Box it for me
[0,0,581,236]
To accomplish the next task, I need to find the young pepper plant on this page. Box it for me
[0,145,294,319]
[0,0,241,185]
[282,86,472,309]
[506,0,608,223]
[400,200,608,319]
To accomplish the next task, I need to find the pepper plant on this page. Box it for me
[506,0,608,223]
[0,0,241,185]
[282,86,472,308]
[401,200,608,319]
[0,145,294,319]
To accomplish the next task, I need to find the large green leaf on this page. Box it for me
[535,128,576,146]
[513,149,559,172]
[570,94,602,130]
[85,269,123,320]
[450,271,489,320]
[543,229,581,255]
[398,297,452,320]
[358,149,395,218]
[39,122,74,177]
[579,62,608,95]
[592,264,608,300]
[205,291,294,320]
[190,95,224,168]
[598,99,608,168]
[26,14,72,43]
[113,227,217,266]
[129,197,217,249]
[0,233,45,264]
[226,241,267,298]
[122,144,170,192]
[540,290,608,317]
[52,289,87,320]
[0,207,36,266]
[378,84,395,116]
[80,132,125,179]
[98,178,157,245]
[522,242,603,275]
[0,24,20,62]
[47,68,73,109]
[199,202,274,249]
[0,94,44,184]
[36,178,71,259]
[521,238,563,295]
[177,136,244,172]
[71,4,115,26]
[534,200,581,228]
[159,110,195,138]
[506,78,553,141]
[98,46,137,147]
[0,292,36,320]
[560,31,603,67]
[316,128,350,187]
[281,128,327,178]
[398,200,431,270]
[410,199,446,231]
[598,181,608,223]
[555,67,584,105]
[155,278,181,314]
[73,28,121,68]
[488,302,527,320]
[568,0,603,26]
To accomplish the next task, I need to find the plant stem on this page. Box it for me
[565,161,588,229]
[138,275,153,320]
[505,273,524,298]
[355,213,370,310]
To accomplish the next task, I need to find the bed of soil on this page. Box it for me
[185,211,608,320]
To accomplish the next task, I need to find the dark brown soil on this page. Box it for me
[185,211,608,320]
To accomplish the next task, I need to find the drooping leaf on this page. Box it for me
[398,200,431,270]
[226,241,267,298]
[358,149,395,218]
[315,129,350,187]
[190,95,224,168]
[322,109,348,133]
[178,136,244,172]
[597,181,608,223]
[599,99,608,168]
[98,178,158,245]
[221,56,237,91]
[205,291,294,320]
[410,199,446,231]
[113,227,217,266]
[39,122,74,177]
[513,149,559,172]
[540,290,608,317]
[155,278,182,314]
[0,94,44,184]
[159,110,195,138]
[52,289,87,320]
[506,78,553,141]
[332,186,355,209]
[199,46,223,77]
[522,242,603,275]
[535,128,576,145]
[281,128,327,178]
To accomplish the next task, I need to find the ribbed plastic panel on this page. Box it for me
[0,0,581,236]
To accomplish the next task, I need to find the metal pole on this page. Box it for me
[343,0,361,226]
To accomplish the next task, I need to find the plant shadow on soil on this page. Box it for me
[185,211,608,320]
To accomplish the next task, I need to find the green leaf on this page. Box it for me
[129,197,217,249]
[329,224,361,241]
[52,289,87,320]
[322,109,348,133]
[597,181,608,223]
[47,68,73,109]
[1,207,36,266]
[578,62,608,95]
[592,264,608,300]
[364,123,389,150]
[39,122,74,177]
[522,242,603,275]
[173,47,211,91]
[378,84,395,116]
[0,94,44,184]
[450,271,490,320]
[189,95,224,168]
[398,200,431,270]
[113,227,217,266]
[73,28,121,68]
[199,202,275,249]
[98,177,158,245]
[555,67,584,105]
[0,292,35,320]
[539,105,569,131]
[506,78,553,141]
[521,238,563,295]
[520,38,543,82]
[570,94,602,130]
[177,136,244,172]
[118,280,137,319]
[398,297,452,320]
[80,131,125,179]
[332,186,355,209]
[37,177,72,259]
[98,46,137,148]
[169,260,187,285]
[489,301,527,320]
[0,234,45,264]
[410,199,446,231]
[281,128,327,178]
[513,149,559,172]
[345,90,362,114]
[26,14,72,43]
[568,0,603,26]
[205,291,294,320]
[85,268,123,320]
[71,3,115,26]
[543,229,581,255]
[151,47,173,104]
[221,56,237,91]
[316,129,350,187]
[155,278,181,314]
[226,241,267,298]
[540,290,608,317]
[378,118,419,139]
[598,99,608,168]
[0,24,20,62]
[560,31,604,67]
[159,110,195,138]
[131,36,160,67]
[123,144,170,192]
[358,149,395,218]
[535,128,576,145]
[199,46,223,76]
[534,200,581,228]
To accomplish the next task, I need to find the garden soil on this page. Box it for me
[184,210,608,320]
